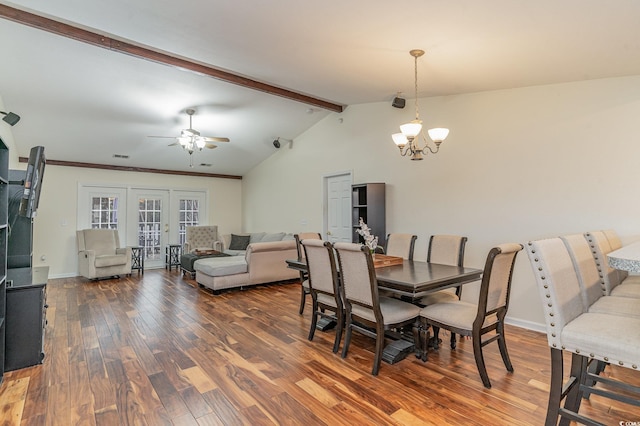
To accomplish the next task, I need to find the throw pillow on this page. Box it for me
[229,234,250,251]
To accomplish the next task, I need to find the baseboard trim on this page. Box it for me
[505,317,546,333]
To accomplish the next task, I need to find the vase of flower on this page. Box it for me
[356,217,381,256]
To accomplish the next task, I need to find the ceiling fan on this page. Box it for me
[149,108,230,166]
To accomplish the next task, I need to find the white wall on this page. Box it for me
[243,75,640,330]
[32,165,242,277]
[0,95,20,167]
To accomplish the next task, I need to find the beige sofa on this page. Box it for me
[194,232,298,293]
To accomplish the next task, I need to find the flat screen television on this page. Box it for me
[19,146,46,218]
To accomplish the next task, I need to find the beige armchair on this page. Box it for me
[184,225,221,253]
[77,229,132,280]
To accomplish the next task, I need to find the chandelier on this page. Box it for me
[391,49,449,161]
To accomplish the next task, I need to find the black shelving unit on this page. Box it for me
[352,183,386,248]
[0,139,9,384]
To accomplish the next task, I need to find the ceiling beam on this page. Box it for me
[19,157,243,180]
[0,4,345,113]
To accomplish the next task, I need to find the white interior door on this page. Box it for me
[324,172,352,243]
[129,189,170,268]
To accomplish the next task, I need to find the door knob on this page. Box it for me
[164,224,169,232]
[327,231,332,235]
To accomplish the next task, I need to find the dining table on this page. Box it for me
[607,241,640,273]
[286,257,483,363]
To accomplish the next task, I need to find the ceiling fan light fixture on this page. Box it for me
[195,138,206,149]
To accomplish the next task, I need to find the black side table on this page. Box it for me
[131,246,144,275]
[165,244,181,271]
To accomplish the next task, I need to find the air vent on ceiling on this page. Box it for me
[113,154,129,159]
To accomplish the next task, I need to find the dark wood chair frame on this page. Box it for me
[426,235,468,349]
[303,240,344,353]
[294,233,322,315]
[337,244,419,376]
[418,245,519,388]
[384,233,417,260]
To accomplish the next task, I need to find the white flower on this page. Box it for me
[355,217,379,252]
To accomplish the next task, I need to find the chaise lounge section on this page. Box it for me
[194,232,298,293]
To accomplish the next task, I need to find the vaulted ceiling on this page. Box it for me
[1,1,640,176]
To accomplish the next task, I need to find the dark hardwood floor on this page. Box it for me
[0,270,638,425]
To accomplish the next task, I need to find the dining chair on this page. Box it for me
[526,237,640,425]
[294,232,322,314]
[584,231,640,298]
[417,243,522,388]
[301,239,344,353]
[419,234,468,349]
[333,242,421,376]
[561,234,640,318]
[384,233,417,260]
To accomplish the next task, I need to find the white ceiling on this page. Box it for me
[2,0,640,176]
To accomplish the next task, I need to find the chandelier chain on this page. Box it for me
[414,54,420,121]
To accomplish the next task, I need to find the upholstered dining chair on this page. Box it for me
[384,233,417,260]
[417,243,522,388]
[562,234,640,318]
[334,242,421,376]
[294,232,322,314]
[584,231,640,298]
[301,239,343,353]
[526,237,640,425]
[419,234,468,348]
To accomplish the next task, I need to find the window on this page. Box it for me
[178,198,200,246]
[91,196,118,229]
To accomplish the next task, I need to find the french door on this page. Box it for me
[79,184,208,270]
[128,189,170,269]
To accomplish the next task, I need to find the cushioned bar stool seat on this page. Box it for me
[527,237,640,425]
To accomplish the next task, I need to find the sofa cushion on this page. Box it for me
[283,233,295,241]
[94,254,128,268]
[261,232,285,242]
[250,232,266,243]
[229,234,250,250]
[195,256,248,277]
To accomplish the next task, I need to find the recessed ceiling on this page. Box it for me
[1,0,640,176]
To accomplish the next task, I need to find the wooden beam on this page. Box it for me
[0,4,345,113]
[18,157,242,180]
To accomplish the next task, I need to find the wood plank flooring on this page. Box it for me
[1,270,639,425]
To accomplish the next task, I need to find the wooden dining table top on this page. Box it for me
[286,258,483,300]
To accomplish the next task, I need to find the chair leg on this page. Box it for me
[298,285,307,315]
[341,316,353,359]
[497,322,514,372]
[546,348,564,426]
[559,353,588,426]
[472,330,491,389]
[450,333,457,350]
[332,308,344,354]
[372,323,385,376]
[432,326,441,349]
[308,298,318,341]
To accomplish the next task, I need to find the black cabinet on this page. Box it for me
[352,183,386,247]
[0,140,8,384]
[5,266,48,371]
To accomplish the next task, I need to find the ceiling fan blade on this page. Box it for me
[203,136,230,142]
[168,142,180,147]
[204,144,218,149]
